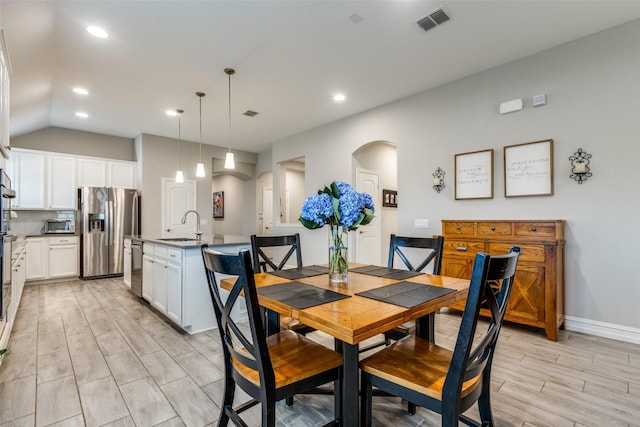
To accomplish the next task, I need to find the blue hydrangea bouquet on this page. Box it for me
[299,181,375,283]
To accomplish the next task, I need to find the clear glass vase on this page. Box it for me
[328,224,348,283]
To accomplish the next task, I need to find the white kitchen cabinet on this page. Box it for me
[0,30,11,158]
[107,161,137,189]
[1,241,25,353]
[47,155,77,209]
[143,245,181,322]
[26,237,48,280]
[123,239,132,289]
[26,236,78,281]
[11,244,26,312]
[48,236,79,278]
[78,158,107,188]
[8,149,138,212]
[79,158,137,189]
[165,248,183,324]
[142,253,154,302]
[138,242,217,332]
[8,150,46,209]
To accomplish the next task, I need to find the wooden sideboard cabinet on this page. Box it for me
[441,220,565,341]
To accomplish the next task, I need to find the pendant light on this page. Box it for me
[175,109,184,183]
[224,68,236,169]
[195,91,206,177]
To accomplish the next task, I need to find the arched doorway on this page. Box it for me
[353,141,398,265]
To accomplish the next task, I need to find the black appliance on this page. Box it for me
[0,169,15,321]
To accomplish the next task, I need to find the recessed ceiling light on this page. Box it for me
[73,87,88,95]
[166,110,178,117]
[75,112,88,118]
[87,26,108,39]
[333,93,346,102]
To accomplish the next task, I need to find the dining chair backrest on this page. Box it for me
[387,234,444,274]
[201,246,275,391]
[250,234,302,273]
[444,246,520,403]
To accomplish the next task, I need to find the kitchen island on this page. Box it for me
[126,235,251,334]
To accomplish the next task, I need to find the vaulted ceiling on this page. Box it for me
[3,1,640,153]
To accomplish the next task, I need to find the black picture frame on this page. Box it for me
[213,191,224,218]
[382,189,397,208]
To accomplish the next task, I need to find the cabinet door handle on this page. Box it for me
[456,245,468,251]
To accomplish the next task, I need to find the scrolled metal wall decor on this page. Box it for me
[569,148,592,184]
[432,167,446,193]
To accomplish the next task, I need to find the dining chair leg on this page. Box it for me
[218,372,235,427]
[407,402,416,415]
[334,369,342,424]
[262,397,276,427]
[477,371,494,426]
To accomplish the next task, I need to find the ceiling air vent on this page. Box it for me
[417,8,450,32]
[243,110,259,117]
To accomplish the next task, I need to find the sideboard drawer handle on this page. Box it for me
[531,227,537,232]
[490,227,496,231]
[456,226,461,230]
[456,245,468,251]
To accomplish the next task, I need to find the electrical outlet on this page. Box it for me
[414,219,429,229]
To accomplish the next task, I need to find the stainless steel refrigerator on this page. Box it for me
[78,187,139,279]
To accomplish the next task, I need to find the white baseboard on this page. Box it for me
[564,316,640,345]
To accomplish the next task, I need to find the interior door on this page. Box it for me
[262,188,273,235]
[162,178,196,237]
[356,169,381,265]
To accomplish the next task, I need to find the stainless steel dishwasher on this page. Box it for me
[130,239,143,297]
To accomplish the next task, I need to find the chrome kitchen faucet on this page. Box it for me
[181,210,202,240]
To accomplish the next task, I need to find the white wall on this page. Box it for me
[211,174,256,237]
[270,20,640,336]
[138,133,256,237]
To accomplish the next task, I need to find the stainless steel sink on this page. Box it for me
[157,238,199,242]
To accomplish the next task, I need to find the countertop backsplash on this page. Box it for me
[9,210,76,236]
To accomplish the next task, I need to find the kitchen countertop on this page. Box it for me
[126,234,250,249]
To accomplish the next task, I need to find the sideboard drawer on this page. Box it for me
[514,222,557,238]
[443,222,475,236]
[488,243,545,263]
[443,240,485,256]
[477,222,512,237]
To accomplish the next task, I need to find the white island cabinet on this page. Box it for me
[138,238,250,334]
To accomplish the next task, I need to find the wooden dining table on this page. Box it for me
[221,264,470,427]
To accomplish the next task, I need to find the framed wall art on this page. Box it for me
[504,139,554,197]
[454,149,494,200]
[382,189,397,208]
[213,191,224,218]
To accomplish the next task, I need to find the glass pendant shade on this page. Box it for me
[175,170,184,183]
[225,152,235,169]
[196,162,205,177]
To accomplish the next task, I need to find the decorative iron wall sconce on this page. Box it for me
[432,167,445,193]
[569,148,592,184]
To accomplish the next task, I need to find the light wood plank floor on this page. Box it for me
[0,278,638,426]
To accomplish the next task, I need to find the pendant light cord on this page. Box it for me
[177,109,183,167]
[198,95,203,161]
[227,71,232,152]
